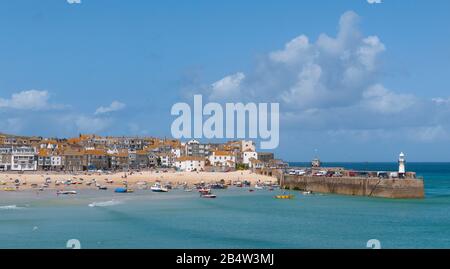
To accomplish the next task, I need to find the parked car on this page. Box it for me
[314,170,327,176]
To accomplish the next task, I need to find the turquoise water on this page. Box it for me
[0,163,449,249]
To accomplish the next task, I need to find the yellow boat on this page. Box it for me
[3,187,16,192]
[275,194,295,199]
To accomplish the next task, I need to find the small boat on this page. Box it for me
[97,186,108,190]
[114,187,128,193]
[249,189,255,192]
[275,194,295,199]
[57,190,77,195]
[201,194,217,198]
[303,191,312,195]
[254,184,264,190]
[3,187,16,191]
[210,183,227,189]
[198,188,211,194]
[126,189,134,193]
[199,188,217,198]
[151,183,168,192]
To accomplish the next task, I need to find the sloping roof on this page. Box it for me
[212,150,234,156]
[84,149,107,156]
[62,149,85,156]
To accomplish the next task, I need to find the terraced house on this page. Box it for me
[0,146,12,171]
[11,146,37,171]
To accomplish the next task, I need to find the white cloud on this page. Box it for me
[357,36,386,71]
[209,72,245,100]
[199,10,450,144]
[95,101,126,115]
[362,84,416,114]
[432,97,450,105]
[269,35,315,64]
[208,11,386,111]
[367,0,382,4]
[0,90,52,110]
[410,125,450,142]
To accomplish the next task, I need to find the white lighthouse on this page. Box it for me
[398,152,406,178]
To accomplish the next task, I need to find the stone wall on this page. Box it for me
[282,175,425,199]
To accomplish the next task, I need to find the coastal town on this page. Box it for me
[0,133,284,195]
[0,133,284,173]
[0,133,424,198]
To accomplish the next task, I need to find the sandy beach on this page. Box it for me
[0,170,277,190]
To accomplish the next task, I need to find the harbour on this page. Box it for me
[0,162,449,249]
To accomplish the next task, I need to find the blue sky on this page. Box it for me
[0,0,450,162]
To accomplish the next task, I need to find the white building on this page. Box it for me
[171,148,182,158]
[174,156,205,172]
[11,146,37,171]
[185,139,210,157]
[209,151,236,168]
[241,140,256,152]
[242,150,258,165]
[158,152,176,167]
[51,156,62,167]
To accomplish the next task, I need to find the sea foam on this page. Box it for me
[88,200,122,207]
[0,205,26,210]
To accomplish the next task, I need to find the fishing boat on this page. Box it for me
[150,183,168,192]
[275,194,295,199]
[57,190,77,195]
[200,189,217,198]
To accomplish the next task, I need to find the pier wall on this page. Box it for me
[281,175,424,199]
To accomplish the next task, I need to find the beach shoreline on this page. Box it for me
[0,170,277,191]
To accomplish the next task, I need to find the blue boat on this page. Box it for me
[114,187,127,193]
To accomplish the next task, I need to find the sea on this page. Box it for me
[0,162,449,249]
